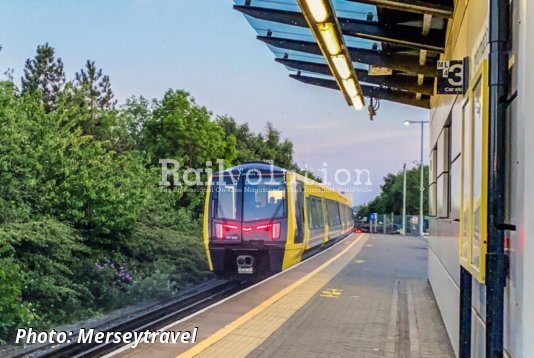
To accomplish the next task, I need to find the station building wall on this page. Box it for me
[427,0,533,356]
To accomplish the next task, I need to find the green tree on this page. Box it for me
[0,83,152,242]
[67,61,122,145]
[143,90,233,167]
[216,116,321,181]
[257,122,294,169]
[74,60,116,111]
[216,117,293,166]
[21,43,65,112]
[140,90,236,214]
[358,164,429,217]
[120,96,152,151]
[216,115,260,163]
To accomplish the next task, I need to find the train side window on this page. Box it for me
[306,197,314,230]
[332,201,337,226]
[311,198,318,229]
[306,196,325,230]
[327,201,333,226]
[294,181,305,243]
[316,197,325,228]
[322,198,327,227]
[327,200,340,226]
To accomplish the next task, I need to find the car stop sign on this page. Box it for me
[437,59,466,95]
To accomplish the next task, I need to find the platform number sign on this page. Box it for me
[437,60,466,95]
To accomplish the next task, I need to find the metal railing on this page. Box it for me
[355,214,429,235]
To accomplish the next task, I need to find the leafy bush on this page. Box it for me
[124,220,211,291]
[0,258,35,344]
[0,218,89,339]
[0,84,154,242]
[126,265,175,302]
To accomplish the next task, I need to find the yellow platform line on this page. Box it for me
[177,234,365,358]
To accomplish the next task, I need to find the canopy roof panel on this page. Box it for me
[234,0,452,109]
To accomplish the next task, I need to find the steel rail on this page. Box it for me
[11,280,243,358]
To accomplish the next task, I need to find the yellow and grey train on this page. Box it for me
[203,162,354,276]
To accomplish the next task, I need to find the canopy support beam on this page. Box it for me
[277,58,434,95]
[258,36,437,77]
[346,0,453,18]
[290,74,430,109]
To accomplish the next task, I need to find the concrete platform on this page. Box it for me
[111,234,454,358]
[248,235,454,358]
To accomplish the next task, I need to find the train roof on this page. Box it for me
[214,162,286,176]
[213,162,352,206]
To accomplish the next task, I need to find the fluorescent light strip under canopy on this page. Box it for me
[332,54,351,80]
[296,0,365,111]
[307,0,329,22]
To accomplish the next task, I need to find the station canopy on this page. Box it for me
[233,0,453,109]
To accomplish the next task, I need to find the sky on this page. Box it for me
[0,0,430,206]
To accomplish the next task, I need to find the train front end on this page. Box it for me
[203,163,289,277]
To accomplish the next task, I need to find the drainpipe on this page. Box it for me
[486,0,510,356]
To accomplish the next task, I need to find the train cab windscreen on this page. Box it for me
[243,176,286,222]
[214,177,240,220]
[212,175,287,223]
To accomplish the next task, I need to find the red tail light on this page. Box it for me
[272,223,280,240]
[215,223,223,239]
[256,223,281,240]
[215,223,239,239]
[242,227,253,232]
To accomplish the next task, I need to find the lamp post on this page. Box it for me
[403,120,429,236]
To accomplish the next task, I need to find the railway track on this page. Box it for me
[12,279,245,358]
